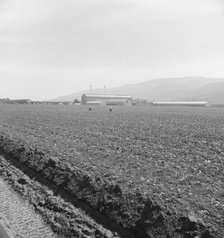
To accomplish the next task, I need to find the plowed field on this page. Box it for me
[0,104,223,238]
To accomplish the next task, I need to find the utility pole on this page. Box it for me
[90,85,92,94]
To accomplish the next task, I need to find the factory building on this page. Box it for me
[81,94,132,106]
[151,101,209,107]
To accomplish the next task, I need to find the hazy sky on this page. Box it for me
[1,0,224,100]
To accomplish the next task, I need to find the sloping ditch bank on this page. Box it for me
[0,134,217,238]
[0,156,120,238]
[0,177,59,238]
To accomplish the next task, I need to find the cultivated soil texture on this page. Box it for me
[0,104,223,238]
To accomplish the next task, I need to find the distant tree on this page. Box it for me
[73,98,79,104]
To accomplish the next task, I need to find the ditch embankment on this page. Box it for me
[0,176,59,238]
[0,134,218,238]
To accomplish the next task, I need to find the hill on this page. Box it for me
[51,76,224,104]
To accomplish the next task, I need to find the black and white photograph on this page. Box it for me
[0,0,224,237]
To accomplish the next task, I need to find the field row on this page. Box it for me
[0,104,223,237]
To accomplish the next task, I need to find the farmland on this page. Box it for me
[0,104,224,237]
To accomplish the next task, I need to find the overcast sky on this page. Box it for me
[0,0,224,100]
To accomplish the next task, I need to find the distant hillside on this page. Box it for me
[51,77,224,104]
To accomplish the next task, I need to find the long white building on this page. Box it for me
[81,94,132,105]
[151,101,209,106]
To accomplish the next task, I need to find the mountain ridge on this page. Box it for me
[50,76,224,104]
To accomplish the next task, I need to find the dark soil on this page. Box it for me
[0,104,223,237]
[0,155,120,238]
